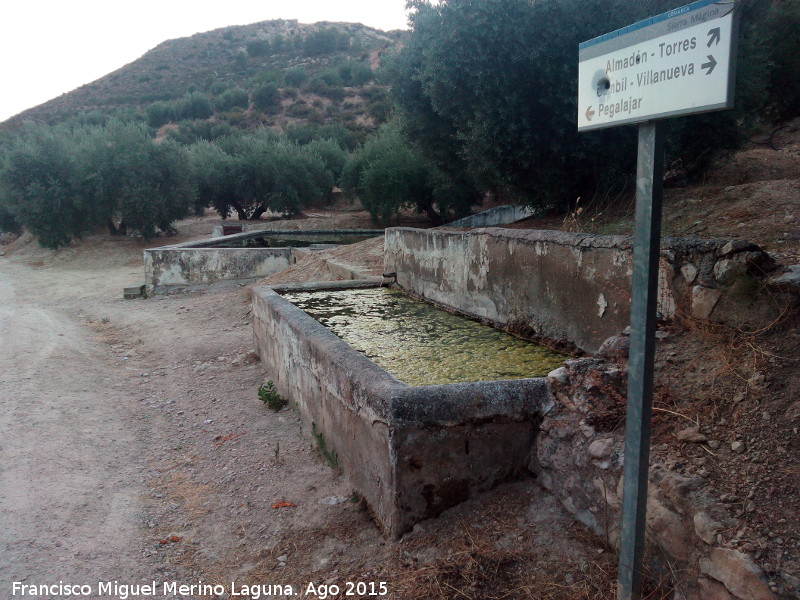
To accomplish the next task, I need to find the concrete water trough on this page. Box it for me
[143,229,382,294]
[251,281,566,537]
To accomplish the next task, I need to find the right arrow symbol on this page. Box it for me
[707,27,721,47]
[585,106,595,121]
[701,55,717,75]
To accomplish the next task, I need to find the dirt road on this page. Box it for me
[0,225,613,600]
[0,238,185,590]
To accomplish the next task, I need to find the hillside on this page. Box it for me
[2,20,403,131]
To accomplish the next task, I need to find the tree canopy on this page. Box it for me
[0,121,193,247]
[386,0,800,210]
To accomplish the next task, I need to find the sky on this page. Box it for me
[0,0,411,122]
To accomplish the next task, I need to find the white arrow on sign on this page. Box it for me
[577,0,738,131]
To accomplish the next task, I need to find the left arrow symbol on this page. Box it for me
[585,106,595,121]
[707,27,721,47]
[701,55,717,75]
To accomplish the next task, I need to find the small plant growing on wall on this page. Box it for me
[258,380,287,411]
[312,422,339,470]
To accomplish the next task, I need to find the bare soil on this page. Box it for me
[0,208,617,600]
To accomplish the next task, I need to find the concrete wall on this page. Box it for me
[251,283,550,537]
[445,205,538,228]
[144,229,384,293]
[144,247,293,291]
[384,228,774,353]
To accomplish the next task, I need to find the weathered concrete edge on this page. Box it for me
[384,227,780,353]
[386,226,748,254]
[390,379,551,427]
[150,229,385,250]
[267,279,384,294]
[262,284,551,426]
[149,277,261,296]
[444,205,539,228]
[144,247,293,291]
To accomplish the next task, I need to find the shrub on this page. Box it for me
[283,66,309,88]
[319,68,343,88]
[209,80,234,95]
[0,203,21,234]
[271,35,286,53]
[0,123,91,248]
[195,134,333,220]
[388,0,800,211]
[215,87,249,112]
[246,39,271,57]
[302,28,349,56]
[287,102,315,119]
[338,60,374,86]
[252,83,281,112]
[258,381,287,411]
[178,91,214,121]
[306,138,348,187]
[343,123,478,224]
[167,120,234,144]
[761,1,800,121]
[146,101,177,127]
[0,121,194,246]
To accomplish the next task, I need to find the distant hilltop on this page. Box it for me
[2,19,403,128]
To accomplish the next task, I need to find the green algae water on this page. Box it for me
[283,287,567,387]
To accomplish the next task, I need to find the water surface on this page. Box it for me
[283,287,566,386]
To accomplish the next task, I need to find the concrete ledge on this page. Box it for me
[444,204,538,228]
[251,284,551,536]
[384,227,776,353]
[165,228,383,250]
[123,282,146,299]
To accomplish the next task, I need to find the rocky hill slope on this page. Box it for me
[2,20,402,130]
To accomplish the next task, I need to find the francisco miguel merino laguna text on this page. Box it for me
[12,580,389,599]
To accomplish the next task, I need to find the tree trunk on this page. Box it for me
[419,201,443,226]
[249,204,269,220]
[106,219,118,235]
[230,202,249,221]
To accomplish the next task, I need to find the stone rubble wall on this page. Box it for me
[538,358,791,600]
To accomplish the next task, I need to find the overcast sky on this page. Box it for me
[0,0,411,122]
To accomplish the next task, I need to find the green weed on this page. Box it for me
[258,381,287,411]
[311,422,339,470]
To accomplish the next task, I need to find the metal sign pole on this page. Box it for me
[616,120,664,600]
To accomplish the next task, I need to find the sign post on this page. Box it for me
[577,2,738,599]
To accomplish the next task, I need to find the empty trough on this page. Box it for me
[251,282,566,537]
[144,229,382,294]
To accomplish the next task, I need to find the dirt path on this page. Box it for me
[0,234,357,594]
[0,250,163,589]
[0,228,614,600]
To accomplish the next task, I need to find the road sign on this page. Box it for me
[578,0,738,131]
[577,3,740,599]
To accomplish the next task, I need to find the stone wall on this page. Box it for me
[538,358,785,600]
[384,228,776,353]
